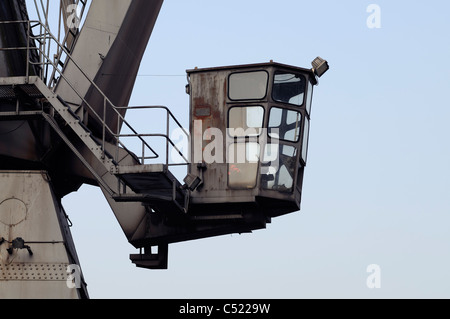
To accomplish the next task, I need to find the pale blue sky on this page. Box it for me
[47,0,450,298]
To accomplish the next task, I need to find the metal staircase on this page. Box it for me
[0,75,188,214]
[0,19,190,219]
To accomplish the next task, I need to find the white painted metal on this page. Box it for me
[0,171,84,299]
[55,0,132,109]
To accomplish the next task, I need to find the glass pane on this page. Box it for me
[229,71,269,100]
[302,118,310,163]
[277,165,294,191]
[246,142,260,163]
[261,145,297,193]
[268,107,302,142]
[229,106,264,137]
[273,72,306,106]
[306,81,314,115]
[268,107,282,128]
[262,143,279,163]
[228,143,260,189]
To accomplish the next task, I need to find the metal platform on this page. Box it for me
[114,164,188,214]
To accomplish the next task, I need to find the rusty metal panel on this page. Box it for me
[188,70,229,195]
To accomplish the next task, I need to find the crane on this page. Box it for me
[0,0,328,299]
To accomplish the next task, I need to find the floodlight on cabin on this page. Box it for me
[311,57,329,78]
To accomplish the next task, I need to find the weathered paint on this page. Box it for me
[0,171,87,299]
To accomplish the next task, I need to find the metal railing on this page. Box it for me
[115,106,190,166]
[0,19,190,169]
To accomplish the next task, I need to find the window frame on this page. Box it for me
[261,144,298,194]
[267,106,303,143]
[228,70,269,101]
[272,71,307,107]
[227,142,261,189]
[301,117,310,165]
[305,80,314,116]
[227,105,265,138]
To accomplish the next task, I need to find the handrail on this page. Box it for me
[115,106,190,166]
[0,19,190,168]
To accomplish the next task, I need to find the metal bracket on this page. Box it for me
[6,237,33,256]
[110,164,119,175]
[130,244,168,270]
[183,173,202,192]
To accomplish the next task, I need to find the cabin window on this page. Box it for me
[268,107,302,143]
[305,81,314,115]
[229,71,269,100]
[228,106,264,137]
[261,145,297,193]
[301,118,310,164]
[272,72,306,106]
[228,142,260,189]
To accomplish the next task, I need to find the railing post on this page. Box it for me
[102,97,106,160]
[26,21,30,82]
[166,110,170,167]
[141,138,145,164]
[116,112,121,163]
